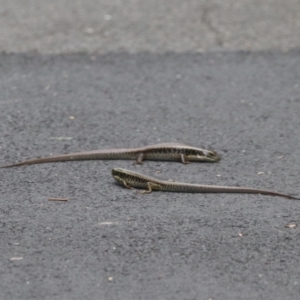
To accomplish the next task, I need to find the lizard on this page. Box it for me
[1,142,220,168]
[112,168,300,200]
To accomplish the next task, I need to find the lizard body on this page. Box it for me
[1,143,220,168]
[112,168,299,200]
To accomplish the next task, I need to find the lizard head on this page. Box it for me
[185,148,220,162]
[112,168,127,182]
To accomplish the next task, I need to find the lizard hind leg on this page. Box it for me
[133,153,145,165]
[140,182,162,194]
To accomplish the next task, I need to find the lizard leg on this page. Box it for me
[133,153,145,165]
[140,182,161,194]
[114,175,134,189]
[180,153,190,164]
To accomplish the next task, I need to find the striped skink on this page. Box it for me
[112,168,300,200]
[1,143,220,168]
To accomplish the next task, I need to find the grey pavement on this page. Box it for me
[0,0,300,53]
[1,1,300,300]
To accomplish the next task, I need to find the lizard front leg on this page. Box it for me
[180,153,190,164]
[114,175,134,189]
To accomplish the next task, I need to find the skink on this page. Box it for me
[112,168,300,200]
[1,143,220,168]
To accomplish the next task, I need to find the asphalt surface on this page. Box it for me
[1,51,300,299]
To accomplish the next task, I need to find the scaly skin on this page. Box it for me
[112,168,300,200]
[1,143,220,168]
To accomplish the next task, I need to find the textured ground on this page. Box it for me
[1,0,300,299]
[1,52,300,300]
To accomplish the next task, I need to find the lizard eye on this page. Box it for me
[209,151,220,160]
